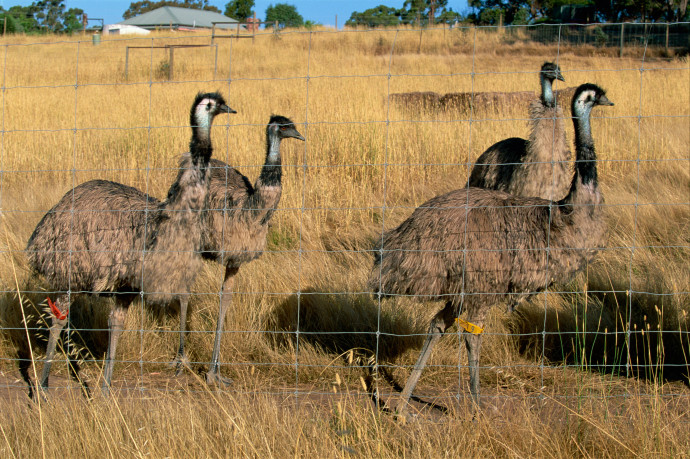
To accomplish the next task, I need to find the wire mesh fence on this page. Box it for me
[0,22,688,413]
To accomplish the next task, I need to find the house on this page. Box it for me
[117,6,240,31]
[103,24,151,35]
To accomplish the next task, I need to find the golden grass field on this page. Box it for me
[0,26,688,456]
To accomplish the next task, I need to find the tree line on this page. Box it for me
[0,0,310,34]
[1,0,687,35]
[346,0,689,27]
[0,1,84,34]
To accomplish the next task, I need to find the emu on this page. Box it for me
[469,62,570,200]
[1,291,111,400]
[25,92,234,396]
[198,115,304,385]
[368,84,613,415]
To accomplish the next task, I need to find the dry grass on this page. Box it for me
[0,27,688,456]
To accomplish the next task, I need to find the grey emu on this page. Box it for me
[198,115,304,385]
[25,92,234,396]
[469,62,570,200]
[368,84,613,415]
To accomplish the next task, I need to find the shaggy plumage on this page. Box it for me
[368,84,613,415]
[25,92,234,396]
[195,115,304,385]
[469,62,571,200]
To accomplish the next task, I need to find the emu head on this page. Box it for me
[572,83,614,118]
[541,62,565,83]
[190,92,236,133]
[267,115,305,142]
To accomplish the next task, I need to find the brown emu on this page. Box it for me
[25,92,234,396]
[469,62,570,200]
[198,115,304,385]
[368,84,613,415]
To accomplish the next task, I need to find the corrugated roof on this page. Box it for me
[120,6,238,29]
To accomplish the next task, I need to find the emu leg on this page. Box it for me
[206,266,238,386]
[18,348,35,400]
[39,294,70,395]
[173,295,191,376]
[394,301,457,416]
[464,325,484,408]
[68,356,91,400]
[102,297,132,396]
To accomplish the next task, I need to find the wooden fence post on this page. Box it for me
[665,23,669,52]
[619,23,625,58]
[169,46,174,80]
[125,46,130,80]
[214,44,218,78]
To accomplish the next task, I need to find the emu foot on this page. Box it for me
[31,384,50,404]
[170,353,191,376]
[80,381,93,401]
[205,370,233,387]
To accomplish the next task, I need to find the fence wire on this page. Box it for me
[0,23,688,408]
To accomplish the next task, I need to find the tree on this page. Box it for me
[265,3,303,28]
[346,1,464,27]
[0,11,26,34]
[468,0,533,25]
[225,0,254,21]
[34,0,68,32]
[63,7,86,33]
[469,0,687,23]
[1,1,83,34]
[345,5,401,27]
[5,5,41,33]
[123,1,221,20]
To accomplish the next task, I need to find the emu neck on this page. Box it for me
[242,131,283,227]
[164,118,212,211]
[560,106,599,208]
[541,75,555,108]
[258,134,282,188]
[190,118,213,166]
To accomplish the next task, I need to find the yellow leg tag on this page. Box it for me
[456,318,484,335]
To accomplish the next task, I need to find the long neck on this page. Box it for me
[164,116,213,210]
[540,74,555,108]
[243,131,283,223]
[189,117,213,169]
[257,132,282,188]
[560,105,599,208]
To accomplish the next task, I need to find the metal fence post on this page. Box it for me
[619,23,625,58]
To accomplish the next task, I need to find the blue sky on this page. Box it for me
[1,1,471,28]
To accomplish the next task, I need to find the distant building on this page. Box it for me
[103,24,151,35]
[118,6,240,31]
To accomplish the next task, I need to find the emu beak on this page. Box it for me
[556,71,565,82]
[220,104,237,114]
[598,95,614,106]
[291,129,305,141]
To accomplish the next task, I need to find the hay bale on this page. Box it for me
[389,91,441,111]
[391,87,578,115]
[440,90,535,113]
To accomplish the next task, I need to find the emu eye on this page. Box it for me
[280,126,287,131]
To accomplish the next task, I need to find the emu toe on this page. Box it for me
[205,370,233,387]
